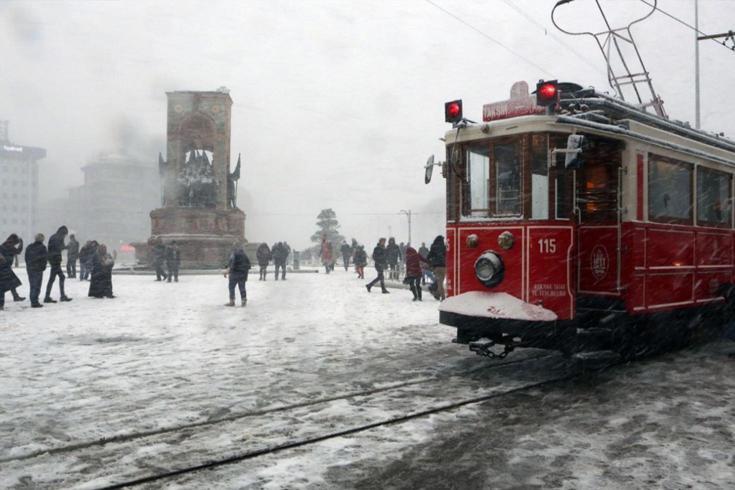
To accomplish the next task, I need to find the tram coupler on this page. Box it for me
[468,338,516,359]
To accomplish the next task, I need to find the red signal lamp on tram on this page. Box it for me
[444,99,463,124]
[535,80,560,107]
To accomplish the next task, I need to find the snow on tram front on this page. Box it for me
[426,80,735,360]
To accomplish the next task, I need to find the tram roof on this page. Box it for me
[445,89,735,168]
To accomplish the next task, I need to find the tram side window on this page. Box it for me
[697,166,732,227]
[648,155,693,224]
[466,146,490,217]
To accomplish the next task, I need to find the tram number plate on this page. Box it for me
[538,238,557,254]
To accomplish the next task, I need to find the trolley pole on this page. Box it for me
[695,0,701,129]
[399,209,412,245]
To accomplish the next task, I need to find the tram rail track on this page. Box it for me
[1,352,580,489]
[0,352,549,465]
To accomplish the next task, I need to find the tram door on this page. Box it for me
[575,138,623,299]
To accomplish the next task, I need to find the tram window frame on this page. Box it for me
[530,133,549,220]
[648,154,693,225]
[461,138,523,219]
[696,166,732,228]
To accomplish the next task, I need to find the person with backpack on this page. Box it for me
[366,238,389,294]
[427,235,447,300]
[224,241,251,307]
[256,242,271,281]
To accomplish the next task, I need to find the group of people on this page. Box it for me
[0,225,116,310]
[365,235,446,301]
[255,241,291,281]
[150,239,181,283]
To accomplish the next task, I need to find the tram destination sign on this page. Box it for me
[483,80,545,122]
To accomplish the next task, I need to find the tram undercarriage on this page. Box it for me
[445,300,729,362]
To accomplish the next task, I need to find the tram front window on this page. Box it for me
[463,140,522,219]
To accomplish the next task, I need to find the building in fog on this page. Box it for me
[40,153,160,250]
[0,121,46,242]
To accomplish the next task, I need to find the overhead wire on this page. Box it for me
[423,0,554,77]
[497,0,608,79]
[639,0,735,53]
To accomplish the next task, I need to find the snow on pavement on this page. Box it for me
[0,270,473,487]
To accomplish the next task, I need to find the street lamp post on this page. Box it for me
[399,209,412,245]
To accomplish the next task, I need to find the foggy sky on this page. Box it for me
[1,0,734,250]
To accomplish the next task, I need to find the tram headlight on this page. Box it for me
[474,251,504,288]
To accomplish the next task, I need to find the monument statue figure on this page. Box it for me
[228,153,241,209]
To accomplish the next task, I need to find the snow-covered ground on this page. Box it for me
[2,271,735,489]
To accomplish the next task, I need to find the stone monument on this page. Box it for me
[134,89,246,269]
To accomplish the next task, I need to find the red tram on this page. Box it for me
[429,80,735,359]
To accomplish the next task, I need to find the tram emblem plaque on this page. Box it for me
[591,245,609,281]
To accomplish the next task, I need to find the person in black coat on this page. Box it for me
[340,241,352,271]
[0,234,24,310]
[256,242,271,281]
[427,235,447,300]
[272,242,287,280]
[224,242,251,307]
[0,233,25,303]
[78,241,91,281]
[366,238,389,293]
[353,245,367,279]
[151,239,167,282]
[24,233,47,307]
[165,241,181,282]
[385,237,401,280]
[66,234,79,278]
[88,244,115,298]
[45,225,72,303]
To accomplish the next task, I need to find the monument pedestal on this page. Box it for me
[134,207,246,269]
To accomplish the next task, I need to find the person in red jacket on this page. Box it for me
[404,245,428,301]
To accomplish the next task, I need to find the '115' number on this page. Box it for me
[538,238,557,254]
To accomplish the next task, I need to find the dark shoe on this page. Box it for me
[382,290,390,294]
[366,284,371,293]
[13,296,26,302]
[412,297,418,301]
[225,300,235,307]
[44,297,57,303]
[241,298,247,307]
[31,303,43,308]
[60,296,72,302]
[167,279,172,283]
[174,279,178,282]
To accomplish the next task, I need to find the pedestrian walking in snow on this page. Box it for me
[427,235,447,300]
[281,242,291,280]
[66,234,79,279]
[320,237,333,274]
[24,233,47,308]
[224,242,250,307]
[366,238,389,294]
[152,239,167,282]
[88,244,115,298]
[45,225,72,303]
[0,234,25,310]
[340,240,351,271]
[256,242,271,281]
[385,237,400,280]
[165,241,181,282]
[0,234,25,303]
[353,245,367,279]
[79,241,91,280]
[418,242,429,285]
[404,245,428,301]
[272,242,287,280]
